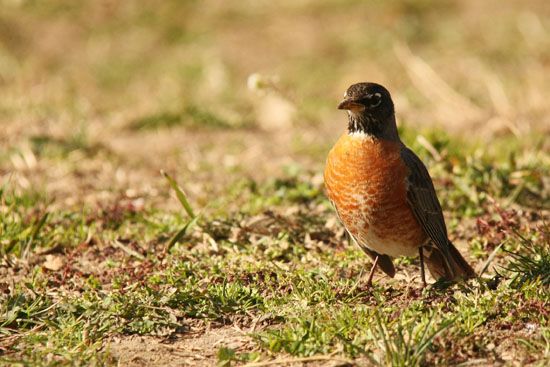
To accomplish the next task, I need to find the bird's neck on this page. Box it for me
[347,113,400,141]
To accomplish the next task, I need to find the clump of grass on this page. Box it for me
[1,282,52,335]
[129,105,239,131]
[256,305,374,357]
[255,302,454,366]
[217,346,260,366]
[0,276,115,365]
[370,310,454,367]
[0,188,49,258]
[503,226,550,288]
[161,170,199,250]
[29,129,104,160]
[130,111,183,130]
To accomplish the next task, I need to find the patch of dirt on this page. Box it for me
[108,326,255,367]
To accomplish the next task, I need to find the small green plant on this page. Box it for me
[503,227,550,288]
[161,170,200,249]
[217,347,236,366]
[371,310,454,367]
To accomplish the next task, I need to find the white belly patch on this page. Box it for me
[352,226,419,257]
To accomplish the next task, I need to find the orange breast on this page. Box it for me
[324,133,426,257]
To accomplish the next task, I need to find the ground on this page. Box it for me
[0,1,549,366]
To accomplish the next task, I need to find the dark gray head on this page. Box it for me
[338,82,396,137]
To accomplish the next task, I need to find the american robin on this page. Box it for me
[324,82,476,286]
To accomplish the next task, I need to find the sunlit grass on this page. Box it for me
[1,0,549,365]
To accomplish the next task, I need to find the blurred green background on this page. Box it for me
[0,0,549,205]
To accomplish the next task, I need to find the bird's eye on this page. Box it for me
[370,93,382,108]
[359,93,382,108]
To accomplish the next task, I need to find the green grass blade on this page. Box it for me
[167,216,199,250]
[161,170,196,219]
[415,317,454,359]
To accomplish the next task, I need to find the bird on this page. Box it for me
[324,82,476,286]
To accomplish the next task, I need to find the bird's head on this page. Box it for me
[338,82,396,137]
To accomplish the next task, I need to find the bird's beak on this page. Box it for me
[337,99,364,111]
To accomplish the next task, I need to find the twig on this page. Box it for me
[416,135,442,161]
[479,241,505,277]
[112,239,145,260]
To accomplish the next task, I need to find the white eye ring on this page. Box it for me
[370,93,382,107]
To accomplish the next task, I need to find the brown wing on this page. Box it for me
[400,146,453,272]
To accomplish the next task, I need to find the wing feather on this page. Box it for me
[400,147,452,264]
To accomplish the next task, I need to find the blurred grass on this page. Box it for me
[1,0,549,133]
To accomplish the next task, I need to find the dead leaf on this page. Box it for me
[43,255,64,271]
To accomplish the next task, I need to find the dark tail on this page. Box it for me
[362,247,396,278]
[425,241,476,281]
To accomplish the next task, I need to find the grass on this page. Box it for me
[504,228,550,288]
[1,151,548,365]
[129,105,246,131]
[371,309,454,367]
[1,0,550,366]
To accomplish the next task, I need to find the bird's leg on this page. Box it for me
[366,255,380,287]
[419,246,427,288]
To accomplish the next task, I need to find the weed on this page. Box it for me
[503,227,550,288]
[161,170,199,250]
[370,309,453,367]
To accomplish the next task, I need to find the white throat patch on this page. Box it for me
[348,131,374,139]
